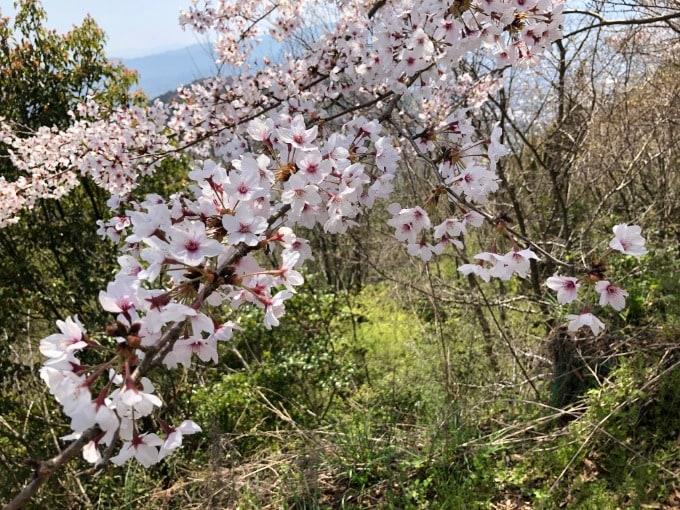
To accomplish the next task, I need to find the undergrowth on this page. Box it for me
[139,283,680,510]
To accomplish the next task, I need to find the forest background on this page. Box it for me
[0,0,678,508]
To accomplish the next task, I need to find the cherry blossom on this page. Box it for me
[0,0,591,475]
[296,150,332,184]
[83,440,103,464]
[275,251,305,292]
[595,280,629,311]
[463,210,485,228]
[262,290,294,329]
[113,377,163,419]
[159,420,202,460]
[98,279,140,318]
[168,220,225,266]
[546,275,581,305]
[225,156,268,202]
[434,218,466,240]
[487,123,510,170]
[277,114,318,151]
[502,248,540,279]
[222,205,268,246]
[609,224,648,256]
[458,262,492,282]
[566,312,606,336]
[110,432,164,468]
[39,316,89,361]
[407,238,444,262]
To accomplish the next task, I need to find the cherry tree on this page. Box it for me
[0,0,658,507]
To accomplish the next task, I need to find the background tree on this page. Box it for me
[0,1,145,503]
[0,0,142,332]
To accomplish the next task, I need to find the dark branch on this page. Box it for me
[564,10,680,38]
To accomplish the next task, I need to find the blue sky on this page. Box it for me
[1,0,209,57]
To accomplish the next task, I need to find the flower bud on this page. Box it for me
[106,321,128,337]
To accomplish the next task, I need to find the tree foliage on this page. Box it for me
[0,0,146,338]
[0,2,144,504]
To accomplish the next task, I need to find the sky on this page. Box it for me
[1,0,208,57]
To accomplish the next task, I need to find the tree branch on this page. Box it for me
[3,428,99,510]
[565,11,680,38]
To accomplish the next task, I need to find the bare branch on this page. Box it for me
[565,10,680,38]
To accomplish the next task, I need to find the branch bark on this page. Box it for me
[565,10,680,38]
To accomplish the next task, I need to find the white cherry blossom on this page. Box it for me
[546,275,581,305]
[566,312,606,336]
[609,224,648,256]
[595,280,629,311]
[110,432,164,468]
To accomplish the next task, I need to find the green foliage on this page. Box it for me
[182,270,679,509]
[343,284,442,424]
[0,0,143,136]
[0,3,192,506]
[480,334,680,509]
[191,282,362,453]
[0,0,144,340]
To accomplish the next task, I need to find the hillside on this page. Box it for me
[116,37,282,98]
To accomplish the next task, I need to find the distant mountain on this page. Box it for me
[116,37,284,99]
[116,44,219,99]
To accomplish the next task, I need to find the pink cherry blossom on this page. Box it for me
[98,280,139,316]
[168,220,225,266]
[595,280,629,311]
[115,377,163,418]
[546,275,581,304]
[262,290,294,329]
[434,218,466,239]
[609,224,648,256]
[488,123,510,170]
[407,239,444,262]
[502,248,539,278]
[281,173,322,220]
[39,316,88,360]
[247,117,274,142]
[476,252,514,280]
[11,0,573,474]
[277,115,318,151]
[296,150,332,184]
[166,337,219,368]
[275,251,305,292]
[222,205,268,246]
[225,155,267,202]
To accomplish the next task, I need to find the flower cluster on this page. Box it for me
[0,100,173,228]
[546,224,647,335]
[36,110,406,467]
[458,247,540,281]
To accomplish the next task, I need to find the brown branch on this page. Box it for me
[367,0,387,19]
[564,10,680,39]
[3,428,99,510]
[3,205,291,509]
